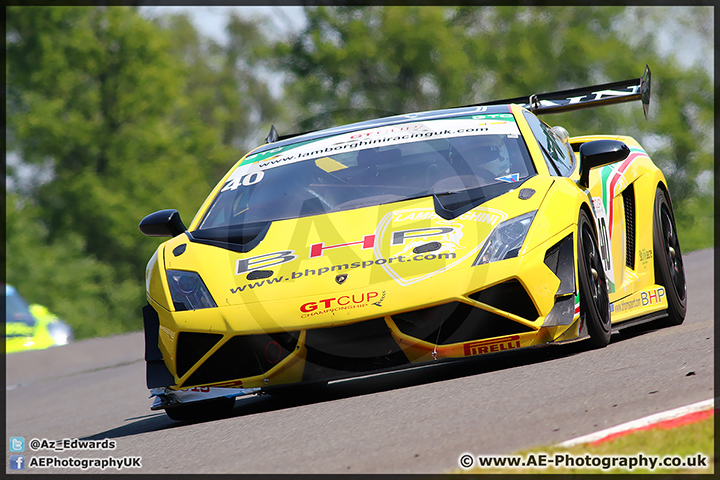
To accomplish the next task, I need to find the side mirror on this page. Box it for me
[578,140,630,188]
[139,209,187,237]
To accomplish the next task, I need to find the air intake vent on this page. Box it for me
[544,233,575,295]
[469,280,540,320]
[392,298,534,346]
[176,332,223,378]
[183,331,299,386]
[304,317,408,373]
[622,184,636,269]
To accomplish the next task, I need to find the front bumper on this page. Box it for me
[145,224,585,393]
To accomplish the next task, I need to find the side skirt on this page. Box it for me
[611,311,669,331]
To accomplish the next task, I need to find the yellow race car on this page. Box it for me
[139,66,686,420]
[5,285,73,353]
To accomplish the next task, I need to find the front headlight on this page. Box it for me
[47,321,73,346]
[473,211,536,265]
[167,270,217,311]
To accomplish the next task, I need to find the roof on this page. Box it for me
[251,104,513,157]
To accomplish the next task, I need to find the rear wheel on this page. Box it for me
[577,209,612,348]
[164,396,235,422]
[652,188,686,326]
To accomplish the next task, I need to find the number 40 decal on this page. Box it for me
[591,197,614,279]
[597,216,611,271]
[221,170,264,192]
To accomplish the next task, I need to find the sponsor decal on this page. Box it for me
[231,205,508,290]
[496,173,520,183]
[159,325,176,340]
[641,287,665,306]
[593,148,648,287]
[236,250,298,275]
[348,123,427,140]
[639,248,653,264]
[391,227,455,246]
[184,386,211,393]
[611,286,666,313]
[372,290,386,306]
[374,207,507,287]
[209,380,244,388]
[472,113,514,120]
[392,209,502,226]
[220,170,265,192]
[591,196,615,293]
[234,224,473,276]
[230,253,457,293]
[463,335,521,356]
[309,234,376,258]
[574,294,581,317]
[235,117,522,173]
[299,291,385,318]
[529,86,643,110]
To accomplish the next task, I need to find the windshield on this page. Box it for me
[5,289,36,327]
[198,115,534,231]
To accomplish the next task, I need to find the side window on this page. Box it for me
[522,111,574,176]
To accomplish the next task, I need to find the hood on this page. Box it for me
[160,175,554,311]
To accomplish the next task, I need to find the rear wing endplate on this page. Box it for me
[473,65,651,119]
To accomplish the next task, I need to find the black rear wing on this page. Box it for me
[472,65,651,119]
[265,66,651,144]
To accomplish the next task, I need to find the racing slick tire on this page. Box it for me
[164,396,235,422]
[577,209,612,348]
[652,188,687,326]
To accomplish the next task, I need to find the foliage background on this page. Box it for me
[5,6,713,339]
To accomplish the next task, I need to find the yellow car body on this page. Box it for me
[5,285,73,353]
[140,66,686,419]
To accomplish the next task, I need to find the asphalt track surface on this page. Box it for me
[5,248,714,474]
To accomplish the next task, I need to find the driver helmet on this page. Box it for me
[451,135,511,177]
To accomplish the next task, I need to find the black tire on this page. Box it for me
[164,396,235,422]
[652,188,687,326]
[577,209,612,348]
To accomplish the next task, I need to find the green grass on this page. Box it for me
[455,413,714,474]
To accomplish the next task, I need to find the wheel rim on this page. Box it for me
[660,204,686,302]
[582,223,609,327]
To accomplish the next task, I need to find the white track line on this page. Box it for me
[558,398,715,448]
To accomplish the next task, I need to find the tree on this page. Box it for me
[152,11,286,182]
[271,6,713,250]
[269,6,479,130]
[6,6,280,337]
[6,193,139,338]
[5,6,711,339]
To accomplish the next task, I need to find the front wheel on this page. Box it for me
[577,209,612,348]
[652,188,686,326]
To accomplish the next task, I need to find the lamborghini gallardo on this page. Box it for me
[139,66,686,420]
